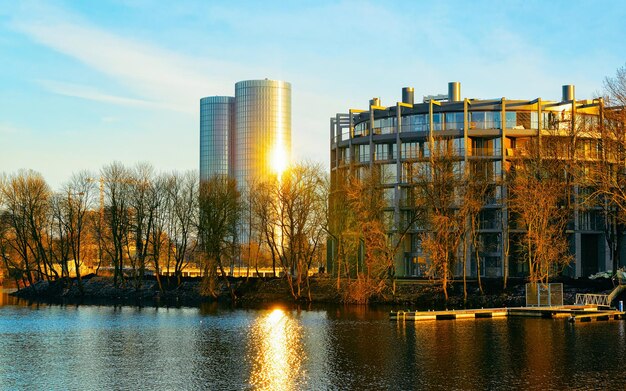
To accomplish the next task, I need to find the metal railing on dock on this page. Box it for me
[575,293,610,307]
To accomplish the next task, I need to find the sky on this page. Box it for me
[1,0,626,189]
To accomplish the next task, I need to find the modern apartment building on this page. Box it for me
[200,79,292,187]
[330,82,620,279]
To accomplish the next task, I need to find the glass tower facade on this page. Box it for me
[199,96,234,181]
[234,80,292,189]
[199,80,291,188]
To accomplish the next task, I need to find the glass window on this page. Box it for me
[401,162,414,183]
[445,112,464,130]
[470,112,485,129]
[432,113,443,131]
[383,188,395,205]
[453,138,464,155]
[485,112,501,129]
[375,143,397,161]
[356,144,370,163]
[354,122,368,137]
[380,163,397,184]
[422,141,430,157]
[505,112,516,129]
[383,211,395,230]
[416,115,428,132]
[401,142,419,159]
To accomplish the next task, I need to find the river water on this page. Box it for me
[1,289,626,390]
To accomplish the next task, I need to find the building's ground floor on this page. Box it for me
[398,231,626,279]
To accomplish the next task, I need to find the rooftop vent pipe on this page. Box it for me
[402,87,414,105]
[562,85,575,102]
[370,97,381,107]
[448,82,461,102]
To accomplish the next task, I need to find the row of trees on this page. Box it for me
[0,164,200,293]
[0,160,330,301]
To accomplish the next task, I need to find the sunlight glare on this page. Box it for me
[248,308,304,390]
[271,145,288,176]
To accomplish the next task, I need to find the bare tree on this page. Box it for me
[198,175,241,299]
[0,170,58,284]
[54,172,96,292]
[165,170,198,286]
[508,139,573,285]
[342,168,390,303]
[412,137,466,300]
[256,163,327,300]
[592,64,626,275]
[127,163,158,289]
[101,162,132,287]
[326,169,356,290]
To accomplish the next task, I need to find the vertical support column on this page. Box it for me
[369,105,375,169]
[348,110,354,169]
[463,99,472,277]
[537,98,543,149]
[463,99,469,164]
[428,101,435,159]
[501,98,508,280]
[571,96,581,276]
[395,103,404,275]
[575,232,582,278]
[333,116,339,170]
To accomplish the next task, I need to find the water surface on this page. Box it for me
[1,290,625,390]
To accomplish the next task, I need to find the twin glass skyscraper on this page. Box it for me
[200,79,292,189]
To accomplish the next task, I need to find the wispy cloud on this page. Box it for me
[9,2,241,112]
[100,116,119,123]
[36,79,190,112]
[0,122,29,135]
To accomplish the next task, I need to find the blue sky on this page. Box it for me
[1,0,625,188]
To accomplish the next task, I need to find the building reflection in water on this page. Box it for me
[248,308,305,390]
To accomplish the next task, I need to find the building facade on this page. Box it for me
[200,79,291,188]
[330,82,622,279]
[200,96,234,181]
[233,79,292,188]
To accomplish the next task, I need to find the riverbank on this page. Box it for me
[9,275,623,309]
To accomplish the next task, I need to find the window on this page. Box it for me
[479,210,502,229]
[433,113,443,131]
[485,112,501,129]
[383,211,395,230]
[470,112,485,129]
[453,138,464,156]
[383,188,395,205]
[374,117,396,134]
[356,144,370,163]
[401,142,419,159]
[375,143,397,161]
[354,122,368,137]
[340,147,350,163]
[445,112,464,130]
[380,163,397,184]
[402,114,428,132]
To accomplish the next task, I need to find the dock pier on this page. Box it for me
[390,306,625,323]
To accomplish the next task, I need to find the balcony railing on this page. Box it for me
[469,147,502,157]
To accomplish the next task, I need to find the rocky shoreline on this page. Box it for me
[9,275,622,309]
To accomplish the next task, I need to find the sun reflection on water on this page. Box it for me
[248,308,305,390]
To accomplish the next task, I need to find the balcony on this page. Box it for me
[469,147,502,157]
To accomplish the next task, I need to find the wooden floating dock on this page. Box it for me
[390,306,625,323]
